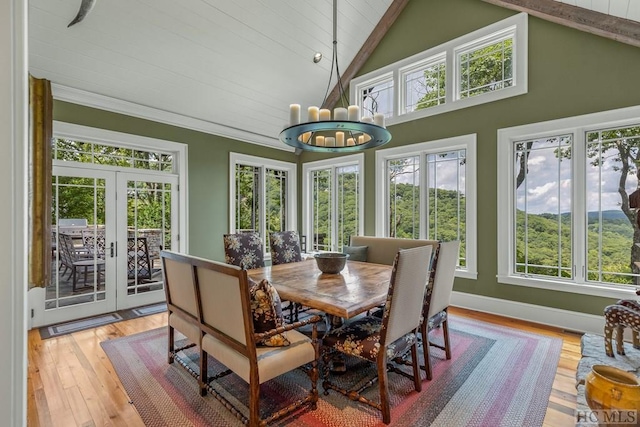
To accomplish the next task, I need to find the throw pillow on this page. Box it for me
[343,245,368,262]
[249,278,290,347]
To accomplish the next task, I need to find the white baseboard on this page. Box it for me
[451,291,605,335]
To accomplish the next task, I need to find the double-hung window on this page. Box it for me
[375,135,477,279]
[351,13,527,126]
[302,154,364,252]
[229,153,297,255]
[497,106,640,298]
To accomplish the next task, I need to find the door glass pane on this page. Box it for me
[311,169,332,251]
[49,175,106,309]
[126,179,172,295]
[336,166,359,250]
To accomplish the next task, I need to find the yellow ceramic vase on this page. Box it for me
[585,365,640,427]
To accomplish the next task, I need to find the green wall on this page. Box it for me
[300,0,640,315]
[53,100,297,262]
[54,0,640,316]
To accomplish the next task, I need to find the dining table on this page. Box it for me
[246,258,393,320]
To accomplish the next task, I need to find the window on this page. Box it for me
[303,154,364,252]
[229,153,297,254]
[497,105,640,298]
[375,135,477,279]
[351,13,527,126]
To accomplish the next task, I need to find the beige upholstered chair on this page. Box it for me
[162,252,202,366]
[187,254,320,427]
[321,245,433,424]
[422,240,460,380]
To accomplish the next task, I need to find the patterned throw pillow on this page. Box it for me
[343,245,368,262]
[249,278,290,347]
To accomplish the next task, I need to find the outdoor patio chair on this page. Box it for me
[321,245,433,424]
[57,233,105,291]
[81,229,106,259]
[127,237,152,283]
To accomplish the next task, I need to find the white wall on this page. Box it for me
[0,0,28,425]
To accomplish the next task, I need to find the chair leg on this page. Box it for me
[410,342,421,392]
[199,347,208,397]
[168,325,175,364]
[249,380,260,427]
[442,316,452,360]
[72,267,77,291]
[378,356,391,425]
[421,321,433,380]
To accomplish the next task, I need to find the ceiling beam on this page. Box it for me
[481,0,640,48]
[323,0,410,109]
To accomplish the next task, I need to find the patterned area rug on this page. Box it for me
[101,315,562,426]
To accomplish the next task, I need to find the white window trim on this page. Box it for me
[497,105,640,300]
[351,13,527,127]
[229,153,297,258]
[302,153,365,252]
[53,121,189,252]
[375,134,477,280]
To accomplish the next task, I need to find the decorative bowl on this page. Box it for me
[585,365,640,425]
[314,252,349,274]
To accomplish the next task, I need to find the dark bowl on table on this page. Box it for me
[314,252,349,274]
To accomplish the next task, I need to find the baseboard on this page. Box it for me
[451,291,605,335]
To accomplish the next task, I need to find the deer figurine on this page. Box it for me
[603,289,640,357]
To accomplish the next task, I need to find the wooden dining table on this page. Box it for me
[247,258,392,319]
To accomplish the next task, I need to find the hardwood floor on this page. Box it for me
[27,307,580,426]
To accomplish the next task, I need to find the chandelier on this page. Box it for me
[279,0,391,153]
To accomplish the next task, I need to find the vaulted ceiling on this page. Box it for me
[28,0,640,152]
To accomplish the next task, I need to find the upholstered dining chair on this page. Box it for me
[194,255,322,427]
[269,230,303,265]
[223,232,265,270]
[422,240,460,380]
[321,245,433,424]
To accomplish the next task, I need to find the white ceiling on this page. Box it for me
[29,0,640,152]
[29,0,393,151]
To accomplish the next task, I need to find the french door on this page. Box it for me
[45,166,178,325]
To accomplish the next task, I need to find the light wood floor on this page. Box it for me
[27,307,581,427]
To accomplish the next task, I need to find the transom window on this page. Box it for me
[376,135,477,279]
[497,105,640,298]
[53,138,174,172]
[351,13,527,126]
[230,153,297,254]
[303,154,364,252]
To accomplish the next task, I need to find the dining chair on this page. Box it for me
[57,233,105,291]
[223,232,265,270]
[195,256,321,427]
[161,251,202,366]
[321,245,433,424]
[269,230,303,265]
[422,240,460,380]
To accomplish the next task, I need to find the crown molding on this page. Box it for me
[52,84,293,152]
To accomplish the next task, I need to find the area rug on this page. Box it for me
[101,315,562,426]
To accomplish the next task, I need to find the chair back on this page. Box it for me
[269,231,302,265]
[382,245,433,345]
[427,240,460,318]
[223,232,265,270]
[196,261,252,350]
[57,233,78,266]
[128,237,152,280]
[161,251,200,322]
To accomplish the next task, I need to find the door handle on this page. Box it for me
[110,242,117,257]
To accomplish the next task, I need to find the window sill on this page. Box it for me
[497,274,638,300]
